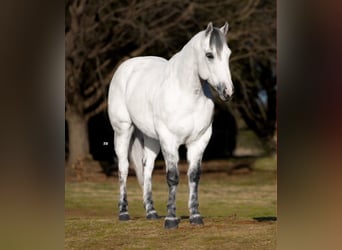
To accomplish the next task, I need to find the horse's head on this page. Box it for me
[197,22,234,102]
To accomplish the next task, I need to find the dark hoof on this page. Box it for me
[190,215,204,225]
[146,211,160,220]
[119,213,130,221]
[164,218,180,229]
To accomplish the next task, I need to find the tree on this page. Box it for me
[65,0,276,164]
[228,0,276,152]
[66,0,115,164]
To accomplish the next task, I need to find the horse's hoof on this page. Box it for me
[164,218,180,229]
[190,215,204,225]
[146,211,160,220]
[119,213,130,221]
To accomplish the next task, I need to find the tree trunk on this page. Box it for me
[67,110,91,165]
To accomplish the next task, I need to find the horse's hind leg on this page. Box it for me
[114,123,134,220]
[143,136,160,219]
[186,126,212,225]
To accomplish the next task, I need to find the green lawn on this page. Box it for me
[65,156,276,249]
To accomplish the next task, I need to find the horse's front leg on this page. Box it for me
[186,125,212,225]
[160,139,180,229]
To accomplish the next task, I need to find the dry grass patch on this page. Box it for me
[65,157,276,249]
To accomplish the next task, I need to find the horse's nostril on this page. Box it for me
[223,88,229,97]
[222,88,233,102]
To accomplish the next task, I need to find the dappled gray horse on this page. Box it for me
[108,22,233,229]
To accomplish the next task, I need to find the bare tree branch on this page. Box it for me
[65,0,276,152]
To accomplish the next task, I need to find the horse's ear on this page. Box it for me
[205,22,213,36]
[220,22,229,35]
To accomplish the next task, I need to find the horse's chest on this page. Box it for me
[159,99,214,143]
[183,113,212,141]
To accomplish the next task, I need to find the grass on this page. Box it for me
[65,156,276,249]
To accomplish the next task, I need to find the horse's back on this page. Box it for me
[123,56,167,96]
[109,56,167,89]
[108,56,167,137]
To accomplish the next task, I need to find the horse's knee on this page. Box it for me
[188,167,201,183]
[163,151,179,187]
[167,168,179,187]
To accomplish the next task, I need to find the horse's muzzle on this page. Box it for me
[220,87,233,102]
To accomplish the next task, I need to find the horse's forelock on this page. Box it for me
[209,28,225,56]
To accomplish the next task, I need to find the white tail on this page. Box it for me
[129,128,144,187]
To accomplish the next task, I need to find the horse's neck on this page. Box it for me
[167,35,203,95]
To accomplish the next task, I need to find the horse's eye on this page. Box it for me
[206,52,214,59]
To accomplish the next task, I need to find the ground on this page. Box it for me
[65,155,277,249]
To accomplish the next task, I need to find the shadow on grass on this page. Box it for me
[253,216,277,222]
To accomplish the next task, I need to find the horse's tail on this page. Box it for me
[129,128,144,188]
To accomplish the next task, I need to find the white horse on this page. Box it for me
[108,22,233,229]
